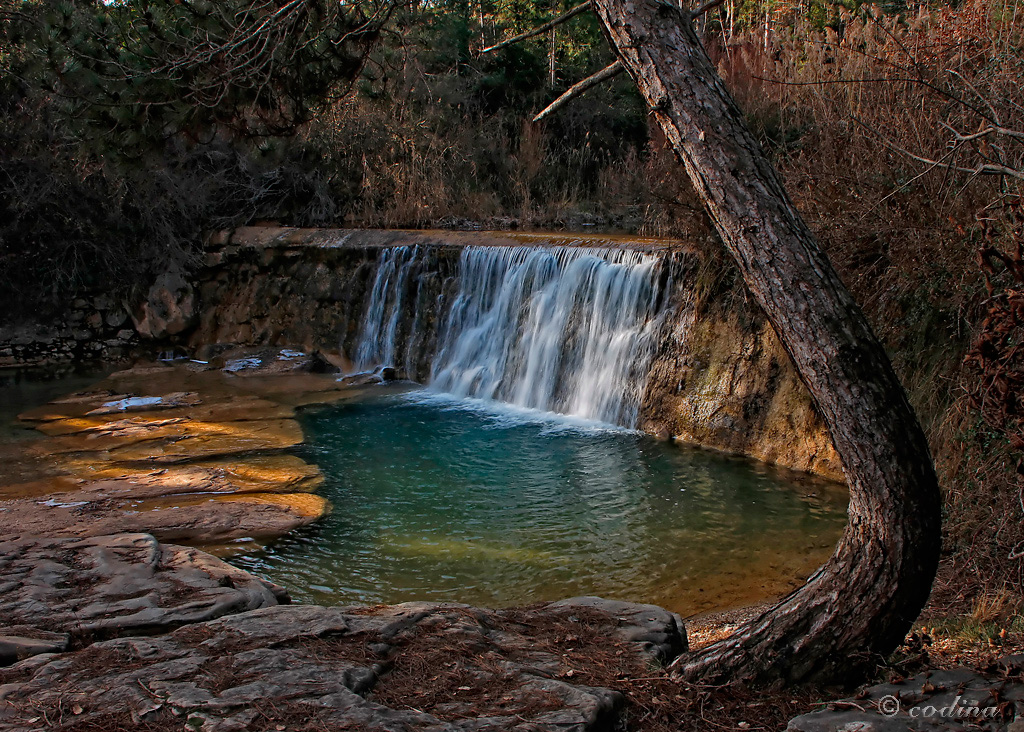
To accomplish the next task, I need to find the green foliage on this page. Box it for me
[0,0,391,319]
[8,0,387,159]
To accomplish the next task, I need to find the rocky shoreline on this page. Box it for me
[0,354,688,730]
[0,351,356,546]
[2,350,1023,731]
[0,530,685,731]
[3,531,1024,732]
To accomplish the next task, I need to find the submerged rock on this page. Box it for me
[0,534,286,665]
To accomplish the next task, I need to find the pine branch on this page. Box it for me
[481,2,591,54]
[532,59,624,122]
[691,0,727,17]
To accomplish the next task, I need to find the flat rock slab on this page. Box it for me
[23,395,295,427]
[0,534,287,665]
[0,490,328,544]
[548,596,687,664]
[0,598,685,732]
[3,358,336,548]
[0,454,323,502]
[39,418,304,462]
[18,390,201,422]
[788,658,1024,731]
[218,346,323,376]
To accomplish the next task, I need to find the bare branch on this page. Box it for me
[948,68,1003,126]
[691,0,727,18]
[882,137,1024,181]
[532,59,624,122]
[941,122,1024,144]
[481,2,591,54]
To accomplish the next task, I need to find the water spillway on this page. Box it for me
[0,228,853,618]
[194,227,843,479]
[353,244,665,427]
[352,245,421,374]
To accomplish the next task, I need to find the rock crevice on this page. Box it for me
[0,533,687,732]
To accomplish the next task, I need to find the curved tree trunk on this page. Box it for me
[591,0,942,685]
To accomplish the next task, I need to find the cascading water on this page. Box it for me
[432,246,663,426]
[227,238,851,614]
[353,246,418,371]
[352,244,665,427]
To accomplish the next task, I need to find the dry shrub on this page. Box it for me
[931,397,1024,614]
[683,2,1024,610]
[932,202,1024,614]
[970,588,1024,625]
[964,204,1024,455]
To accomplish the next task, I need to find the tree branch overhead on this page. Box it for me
[480,2,593,54]
[533,59,624,122]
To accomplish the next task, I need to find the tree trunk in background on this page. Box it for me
[549,26,557,86]
[592,0,941,685]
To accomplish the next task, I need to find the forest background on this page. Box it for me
[1,0,1023,639]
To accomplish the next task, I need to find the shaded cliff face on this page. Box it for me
[638,263,843,481]
[192,227,841,480]
[194,229,458,379]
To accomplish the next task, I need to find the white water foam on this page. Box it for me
[400,389,637,436]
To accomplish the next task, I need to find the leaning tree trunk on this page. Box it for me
[591,0,941,685]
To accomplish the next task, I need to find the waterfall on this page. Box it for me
[432,246,663,426]
[353,246,418,372]
[353,243,665,427]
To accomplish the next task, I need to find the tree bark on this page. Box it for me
[591,0,941,685]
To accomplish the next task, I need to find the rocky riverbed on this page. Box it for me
[0,530,685,732]
[3,529,1024,732]
[0,357,692,730]
[0,350,368,546]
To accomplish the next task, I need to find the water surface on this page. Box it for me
[231,388,848,614]
[0,367,113,486]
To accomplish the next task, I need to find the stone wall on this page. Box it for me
[1,225,842,480]
[192,227,842,480]
[191,228,466,378]
[0,293,139,368]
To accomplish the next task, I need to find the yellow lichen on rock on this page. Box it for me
[641,308,844,482]
[216,491,331,519]
[72,418,305,463]
[52,454,323,494]
[2,356,346,547]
